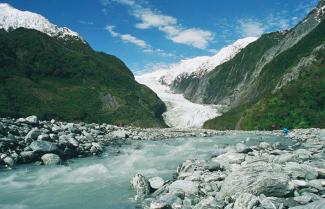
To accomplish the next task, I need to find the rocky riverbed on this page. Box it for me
[130,129,325,209]
[0,116,222,168]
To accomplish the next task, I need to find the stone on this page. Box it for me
[25,128,42,142]
[109,130,128,139]
[30,141,59,153]
[169,180,199,195]
[177,159,206,179]
[293,149,312,161]
[289,199,325,209]
[235,143,252,153]
[193,196,221,209]
[211,152,246,169]
[90,143,103,154]
[291,180,308,188]
[3,156,14,167]
[259,196,283,209]
[284,162,318,180]
[37,134,51,141]
[259,142,271,150]
[149,177,165,190]
[25,115,38,124]
[68,138,79,147]
[233,193,258,209]
[41,153,61,165]
[294,195,312,205]
[220,162,294,198]
[130,174,151,200]
[20,151,38,163]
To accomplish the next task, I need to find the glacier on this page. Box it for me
[136,37,258,128]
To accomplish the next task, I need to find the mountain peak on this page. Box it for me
[0,3,83,41]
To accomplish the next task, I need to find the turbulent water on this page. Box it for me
[0,134,289,209]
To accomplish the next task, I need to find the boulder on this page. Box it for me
[25,115,38,124]
[90,142,103,154]
[289,199,325,209]
[169,180,199,195]
[284,162,318,180]
[149,177,165,190]
[193,196,221,209]
[235,143,252,153]
[130,174,151,200]
[233,193,258,209]
[25,128,42,142]
[220,162,294,198]
[211,152,246,170]
[109,130,128,139]
[20,151,38,163]
[177,159,206,179]
[3,156,14,167]
[30,141,59,153]
[41,153,61,165]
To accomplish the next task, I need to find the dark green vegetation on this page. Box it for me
[0,29,166,127]
[204,18,325,130]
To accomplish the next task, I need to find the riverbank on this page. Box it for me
[0,115,322,169]
[131,128,325,209]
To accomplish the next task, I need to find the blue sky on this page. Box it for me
[3,0,320,72]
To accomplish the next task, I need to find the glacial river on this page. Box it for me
[0,134,289,209]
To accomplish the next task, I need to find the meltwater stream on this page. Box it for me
[0,134,290,209]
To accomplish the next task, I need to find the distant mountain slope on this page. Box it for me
[0,4,166,127]
[176,0,325,130]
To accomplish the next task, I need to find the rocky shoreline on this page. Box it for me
[130,129,325,209]
[0,116,222,168]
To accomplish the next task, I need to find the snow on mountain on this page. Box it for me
[152,37,258,86]
[136,37,258,128]
[0,3,82,40]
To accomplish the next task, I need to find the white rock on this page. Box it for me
[169,180,199,195]
[148,177,165,190]
[41,153,61,165]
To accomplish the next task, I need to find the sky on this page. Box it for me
[2,0,320,73]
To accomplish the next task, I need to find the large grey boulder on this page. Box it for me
[211,152,246,170]
[177,159,206,179]
[25,115,39,124]
[109,130,128,139]
[30,141,59,153]
[284,162,318,180]
[20,151,38,163]
[220,162,294,198]
[41,153,61,165]
[130,174,151,200]
[169,180,199,195]
[233,193,258,209]
[25,128,42,142]
[289,199,325,209]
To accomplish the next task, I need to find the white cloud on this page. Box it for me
[169,28,214,49]
[109,1,214,49]
[239,20,265,37]
[134,9,177,29]
[105,25,173,56]
[120,34,149,48]
[105,25,148,48]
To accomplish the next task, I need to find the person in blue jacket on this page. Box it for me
[283,128,289,135]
